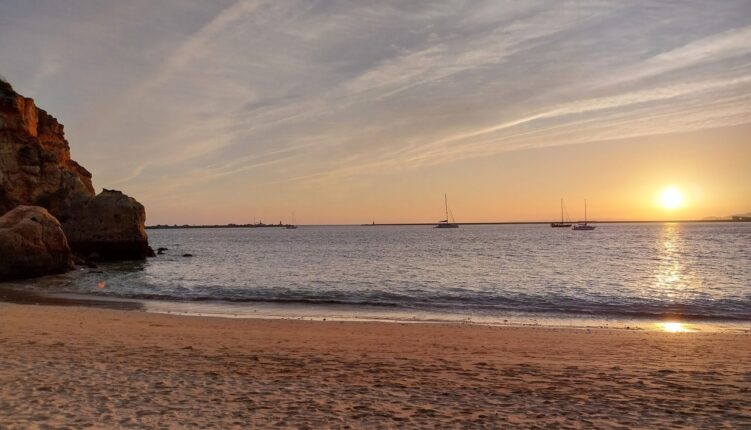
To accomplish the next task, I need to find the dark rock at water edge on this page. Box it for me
[72,254,98,268]
[0,206,73,281]
[63,190,155,260]
[74,240,156,261]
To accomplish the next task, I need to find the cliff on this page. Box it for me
[0,77,153,267]
[0,81,94,217]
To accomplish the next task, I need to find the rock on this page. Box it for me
[1,82,94,217]
[182,253,193,258]
[157,247,168,252]
[1,78,153,260]
[0,206,73,281]
[72,254,98,268]
[63,189,155,260]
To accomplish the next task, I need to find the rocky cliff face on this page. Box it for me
[0,78,153,262]
[0,82,94,218]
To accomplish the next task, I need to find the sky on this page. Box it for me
[1,0,750,224]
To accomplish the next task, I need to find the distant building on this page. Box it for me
[732,216,751,221]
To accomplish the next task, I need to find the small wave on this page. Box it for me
[75,290,751,322]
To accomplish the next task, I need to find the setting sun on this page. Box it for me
[659,186,684,210]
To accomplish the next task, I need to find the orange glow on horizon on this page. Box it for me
[137,127,751,225]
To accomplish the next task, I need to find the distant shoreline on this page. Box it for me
[147,223,294,229]
[146,219,751,229]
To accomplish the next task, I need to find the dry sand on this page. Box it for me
[0,303,749,429]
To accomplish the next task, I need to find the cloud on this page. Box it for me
[136,0,263,94]
[1,0,749,197]
[592,25,751,90]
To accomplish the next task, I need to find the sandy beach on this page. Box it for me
[0,303,749,429]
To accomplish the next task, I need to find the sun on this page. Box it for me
[659,186,684,210]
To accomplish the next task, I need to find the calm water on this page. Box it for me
[14,223,751,323]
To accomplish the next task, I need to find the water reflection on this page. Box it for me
[654,223,686,297]
[658,322,694,333]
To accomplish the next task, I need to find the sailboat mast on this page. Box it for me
[560,198,564,223]
[444,194,449,221]
[584,199,587,224]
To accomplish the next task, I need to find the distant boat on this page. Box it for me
[286,212,298,229]
[572,199,596,231]
[551,198,572,228]
[435,194,459,228]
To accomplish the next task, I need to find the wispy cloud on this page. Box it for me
[1,0,750,207]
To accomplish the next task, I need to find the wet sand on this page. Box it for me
[0,303,749,429]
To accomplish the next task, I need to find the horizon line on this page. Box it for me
[146,219,751,229]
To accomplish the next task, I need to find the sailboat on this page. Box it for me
[435,194,459,228]
[572,199,595,230]
[551,198,572,228]
[285,212,298,229]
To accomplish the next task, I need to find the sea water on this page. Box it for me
[8,223,751,327]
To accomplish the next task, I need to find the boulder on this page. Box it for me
[63,189,155,260]
[0,205,73,281]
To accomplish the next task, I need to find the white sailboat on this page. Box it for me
[551,198,572,228]
[572,199,595,231]
[435,194,459,228]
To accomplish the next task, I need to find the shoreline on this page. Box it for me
[1,302,749,428]
[2,285,749,333]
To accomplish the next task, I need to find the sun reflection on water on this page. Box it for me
[658,322,694,333]
[654,223,688,298]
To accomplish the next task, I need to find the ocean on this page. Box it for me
[7,223,751,328]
